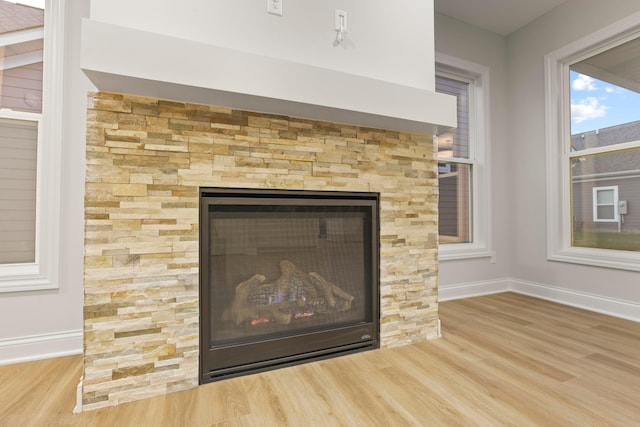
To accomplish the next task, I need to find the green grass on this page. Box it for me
[573,230,640,252]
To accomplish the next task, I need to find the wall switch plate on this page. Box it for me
[267,0,283,16]
[334,9,347,31]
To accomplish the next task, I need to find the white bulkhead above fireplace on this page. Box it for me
[81,1,456,135]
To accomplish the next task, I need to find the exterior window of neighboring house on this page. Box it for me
[436,54,492,261]
[0,0,64,292]
[546,15,640,269]
[592,186,618,223]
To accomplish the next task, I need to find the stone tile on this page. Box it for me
[83,91,439,411]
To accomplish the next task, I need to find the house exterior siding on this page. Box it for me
[571,121,640,234]
[572,175,640,232]
[0,62,43,114]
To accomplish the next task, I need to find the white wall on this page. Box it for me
[0,1,91,364]
[506,0,640,310]
[89,0,435,90]
[436,2,640,320]
[434,14,512,295]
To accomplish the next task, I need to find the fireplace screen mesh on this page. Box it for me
[208,207,369,345]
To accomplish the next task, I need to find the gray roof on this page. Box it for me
[0,1,44,35]
[571,120,640,177]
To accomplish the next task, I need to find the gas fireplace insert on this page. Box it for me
[199,188,380,383]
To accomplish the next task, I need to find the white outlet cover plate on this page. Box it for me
[267,0,283,16]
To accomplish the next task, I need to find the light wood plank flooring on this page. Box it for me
[2,292,640,426]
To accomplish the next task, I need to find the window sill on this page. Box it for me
[549,247,640,272]
[439,244,495,262]
[0,263,58,293]
[0,277,58,293]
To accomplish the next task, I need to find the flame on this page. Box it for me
[293,310,314,319]
[250,317,271,326]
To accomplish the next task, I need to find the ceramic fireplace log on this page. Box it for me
[308,272,354,310]
[223,260,355,326]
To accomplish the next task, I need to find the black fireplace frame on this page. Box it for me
[199,187,380,384]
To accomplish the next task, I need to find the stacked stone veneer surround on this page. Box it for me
[83,92,439,410]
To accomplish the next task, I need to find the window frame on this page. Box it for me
[0,0,65,292]
[592,186,619,223]
[435,53,493,261]
[544,11,640,271]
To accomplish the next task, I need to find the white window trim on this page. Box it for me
[544,10,640,272]
[435,53,493,262]
[0,0,65,292]
[592,186,619,223]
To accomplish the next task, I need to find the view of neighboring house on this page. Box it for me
[0,0,44,113]
[0,0,44,264]
[571,121,640,236]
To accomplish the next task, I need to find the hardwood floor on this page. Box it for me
[2,292,640,426]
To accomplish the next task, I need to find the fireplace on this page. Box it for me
[199,188,379,382]
[82,92,440,410]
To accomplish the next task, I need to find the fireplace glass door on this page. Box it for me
[200,188,379,383]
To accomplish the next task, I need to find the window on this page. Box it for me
[592,186,618,223]
[0,0,64,292]
[545,13,640,269]
[1,0,44,265]
[436,75,471,244]
[435,54,492,261]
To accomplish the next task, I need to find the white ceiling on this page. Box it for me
[434,0,567,36]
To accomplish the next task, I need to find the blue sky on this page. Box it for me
[570,70,640,135]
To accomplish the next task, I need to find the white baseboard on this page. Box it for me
[0,330,82,366]
[73,376,84,414]
[438,278,510,302]
[439,277,640,323]
[510,279,640,323]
